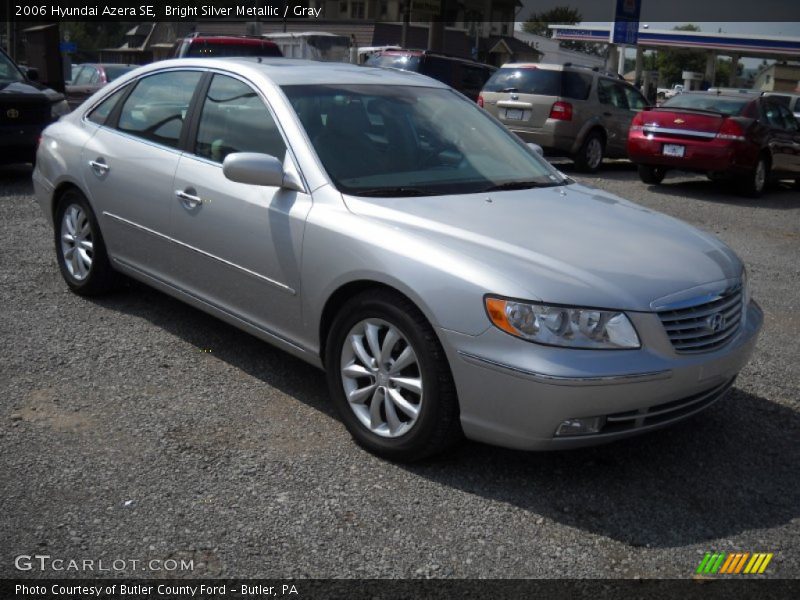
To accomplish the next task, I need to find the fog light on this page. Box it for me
[555,416,605,437]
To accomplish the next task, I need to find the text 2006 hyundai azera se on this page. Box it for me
[33,58,762,460]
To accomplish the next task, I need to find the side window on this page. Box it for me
[623,86,647,111]
[597,79,628,109]
[86,86,128,125]
[422,57,454,87]
[194,74,287,164]
[763,102,784,128]
[778,105,798,131]
[561,72,592,100]
[74,67,95,85]
[117,71,201,148]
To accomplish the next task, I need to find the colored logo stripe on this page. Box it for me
[698,552,773,574]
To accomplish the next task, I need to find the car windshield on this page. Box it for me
[0,51,25,83]
[282,85,566,196]
[366,54,421,72]
[103,65,135,82]
[662,94,750,115]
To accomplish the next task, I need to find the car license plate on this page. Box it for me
[505,108,524,121]
[663,144,685,157]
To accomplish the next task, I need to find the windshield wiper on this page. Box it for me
[353,187,432,197]
[479,181,552,192]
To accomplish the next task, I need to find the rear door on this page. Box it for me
[169,73,312,337]
[762,100,794,174]
[596,78,631,154]
[81,70,203,279]
[775,103,800,175]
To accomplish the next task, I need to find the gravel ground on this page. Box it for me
[1,161,798,579]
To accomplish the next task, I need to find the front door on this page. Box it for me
[169,73,312,339]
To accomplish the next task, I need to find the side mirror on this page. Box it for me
[527,142,544,156]
[23,67,39,81]
[222,152,302,190]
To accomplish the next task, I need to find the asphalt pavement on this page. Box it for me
[1,161,798,579]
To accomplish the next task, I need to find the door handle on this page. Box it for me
[88,159,109,176]
[175,189,202,209]
[603,112,612,117]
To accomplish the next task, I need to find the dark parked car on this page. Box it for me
[0,47,70,165]
[628,92,800,197]
[172,34,282,59]
[365,50,496,102]
[65,63,137,109]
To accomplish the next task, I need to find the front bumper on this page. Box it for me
[439,301,763,450]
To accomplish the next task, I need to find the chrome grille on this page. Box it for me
[658,287,743,353]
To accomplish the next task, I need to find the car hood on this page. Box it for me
[0,80,62,103]
[342,183,742,311]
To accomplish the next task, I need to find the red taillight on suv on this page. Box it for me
[477,93,484,108]
[716,119,746,141]
[549,101,572,121]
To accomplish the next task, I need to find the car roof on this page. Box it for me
[138,58,451,88]
[187,36,277,46]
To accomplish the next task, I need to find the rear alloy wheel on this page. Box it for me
[742,156,768,198]
[325,290,461,461]
[638,165,667,185]
[574,132,605,173]
[55,190,117,295]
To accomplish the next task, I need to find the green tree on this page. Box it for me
[656,24,707,86]
[61,23,135,56]
[522,6,604,57]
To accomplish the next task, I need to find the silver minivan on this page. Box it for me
[479,63,649,171]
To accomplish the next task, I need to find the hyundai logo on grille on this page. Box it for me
[6,108,20,119]
[707,312,727,333]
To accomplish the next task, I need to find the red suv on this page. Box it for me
[628,91,800,197]
[173,34,282,59]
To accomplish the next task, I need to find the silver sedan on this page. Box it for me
[33,58,762,461]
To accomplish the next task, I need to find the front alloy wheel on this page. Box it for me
[340,319,423,438]
[325,290,462,461]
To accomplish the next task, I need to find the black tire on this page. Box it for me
[54,189,117,295]
[741,155,769,198]
[325,289,462,462]
[638,164,667,185]
[573,131,605,173]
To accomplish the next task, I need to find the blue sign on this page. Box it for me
[59,41,77,53]
[610,0,641,45]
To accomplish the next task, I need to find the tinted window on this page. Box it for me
[662,94,750,115]
[421,56,455,87]
[74,66,97,85]
[103,65,135,82]
[762,102,785,127]
[483,68,561,95]
[0,49,25,83]
[117,71,201,148]
[561,72,592,100]
[87,86,128,125]
[623,86,647,111]
[194,75,286,163]
[776,104,798,131]
[597,79,629,109]
[366,54,421,72]
[766,94,790,108]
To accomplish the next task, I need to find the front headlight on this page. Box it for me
[485,296,640,349]
[51,99,70,120]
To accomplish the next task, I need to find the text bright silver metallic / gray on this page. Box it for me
[33,58,762,461]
